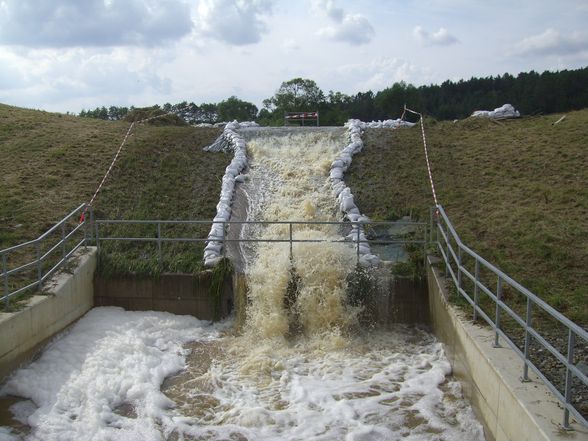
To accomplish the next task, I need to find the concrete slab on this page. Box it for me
[0,248,97,383]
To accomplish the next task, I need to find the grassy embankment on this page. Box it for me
[348,110,587,327]
[0,104,228,307]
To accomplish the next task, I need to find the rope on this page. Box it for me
[79,109,186,222]
[404,105,440,209]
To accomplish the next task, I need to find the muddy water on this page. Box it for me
[160,130,484,440]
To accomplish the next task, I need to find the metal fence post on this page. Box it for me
[289,223,293,260]
[2,253,8,309]
[356,225,360,265]
[61,222,67,262]
[157,222,162,265]
[83,210,88,250]
[522,297,533,382]
[473,258,480,321]
[95,219,101,253]
[36,240,42,290]
[444,224,450,278]
[423,225,427,269]
[457,246,463,291]
[494,276,502,348]
[563,329,576,430]
[429,206,434,245]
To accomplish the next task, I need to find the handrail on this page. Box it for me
[1,204,91,307]
[433,204,587,430]
[436,205,587,338]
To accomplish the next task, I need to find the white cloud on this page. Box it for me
[413,26,458,47]
[282,38,300,51]
[336,57,433,92]
[0,0,192,47]
[0,47,172,110]
[195,0,275,46]
[511,29,588,57]
[313,0,374,45]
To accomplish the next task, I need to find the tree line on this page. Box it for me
[79,66,588,125]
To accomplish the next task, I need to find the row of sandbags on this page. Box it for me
[330,120,381,267]
[202,122,249,266]
[196,121,260,128]
[359,119,416,129]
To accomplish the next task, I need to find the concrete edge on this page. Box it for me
[0,247,97,383]
[427,256,588,441]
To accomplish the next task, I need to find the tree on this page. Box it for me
[375,82,421,120]
[264,78,325,112]
[217,96,258,122]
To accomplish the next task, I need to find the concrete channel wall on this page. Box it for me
[0,248,97,383]
[94,271,233,321]
[427,256,588,441]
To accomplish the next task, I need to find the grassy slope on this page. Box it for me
[0,104,227,274]
[347,110,588,325]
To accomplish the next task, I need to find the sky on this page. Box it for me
[0,0,587,114]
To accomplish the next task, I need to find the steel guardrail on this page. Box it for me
[1,204,91,308]
[433,204,587,430]
[94,218,428,267]
[3,204,585,430]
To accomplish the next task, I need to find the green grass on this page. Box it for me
[347,110,588,326]
[0,104,228,308]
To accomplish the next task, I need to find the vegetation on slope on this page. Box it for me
[0,104,228,301]
[347,110,587,325]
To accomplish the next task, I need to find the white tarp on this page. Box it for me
[471,104,520,119]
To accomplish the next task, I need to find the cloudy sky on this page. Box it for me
[0,0,587,113]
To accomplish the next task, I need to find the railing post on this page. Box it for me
[95,220,101,254]
[444,224,450,278]
[289,223,293,260]
[2,253,8,309]
[61,222,67,262]
[473,258,480,321]
[494,276,502,348]
[83,209,88,250]
[157,222,162,265]
[563,329,576,430]
[36,240,42,290]
[356,224,360,265]
[522,297,533,382]
[429,206,434,245]
[221,221,226,258]
[423,224,427,270]
[457,246,463,291]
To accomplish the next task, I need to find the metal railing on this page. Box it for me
[3,203,586,429]
[94,218,428,266]
[433,204,587,430]
[1,204,91,308]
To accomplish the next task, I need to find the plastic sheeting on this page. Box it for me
[471,104,520,119]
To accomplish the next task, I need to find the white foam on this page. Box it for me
[0,307,226,441]
[165,328,486,441]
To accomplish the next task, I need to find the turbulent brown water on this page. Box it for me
[161,130,485,440]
